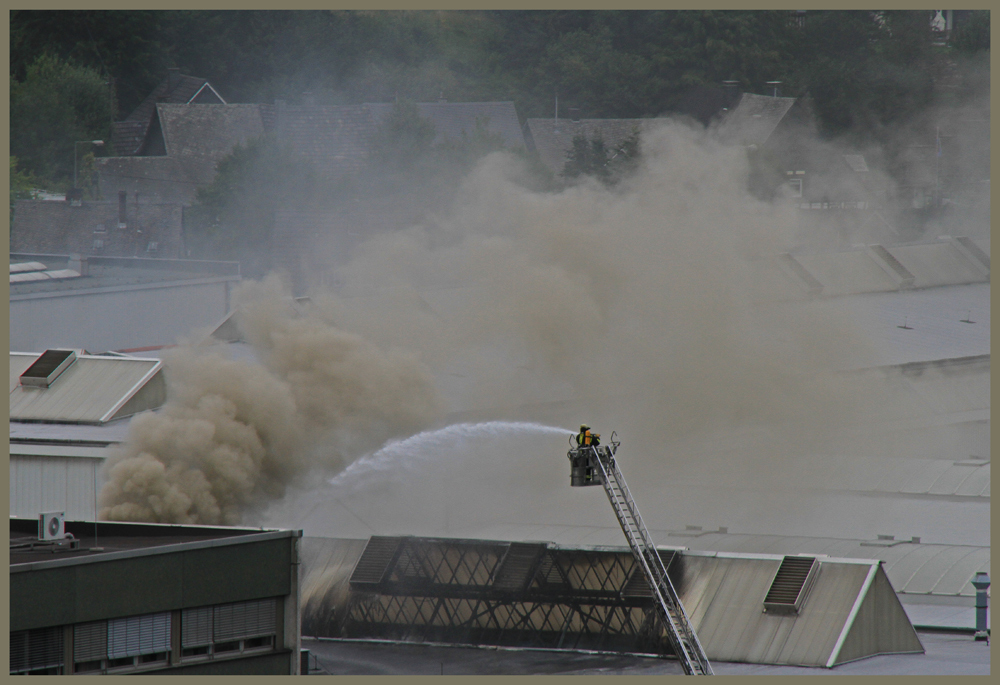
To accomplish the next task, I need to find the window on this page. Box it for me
[181,598,278,661]
[93,224,106,234]
[10,626,64,674]
[146,241,159,253]
[71,612,170,674]
[787,179,803,197]
[93,238,105,251]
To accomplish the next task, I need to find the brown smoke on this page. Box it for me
[99,275,443,525]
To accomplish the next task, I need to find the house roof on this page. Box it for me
[10,199,184,259]
[524,118,669,174]
[113,72,225,156]
[9,351,164,424]
[368,101,527,150]
[266,103,377,179]
[715,92,796,148]
[157,103,267,184]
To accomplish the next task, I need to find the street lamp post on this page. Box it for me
[74,140,105,191]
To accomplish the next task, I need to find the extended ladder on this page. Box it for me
[581,442,713,675]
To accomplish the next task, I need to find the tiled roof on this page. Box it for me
[10,199,185,259]
[368,101,526,149]
[157,103,266,184]
[715,92,796,147]
[113,73,224,156]
[269,104,377,179]
[524,118,669,174]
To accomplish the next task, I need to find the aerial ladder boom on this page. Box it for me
[568,437,713,675]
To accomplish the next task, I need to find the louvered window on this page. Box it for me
[214,598,277,642]
[107,613,171,659]
[10,627,64,674]
[74,621,108,662]
[182,606,213,648]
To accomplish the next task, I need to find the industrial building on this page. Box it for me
[9,349,165,520]
[10,253,240,353]
[9,517,302,675]
[301,535,922,668]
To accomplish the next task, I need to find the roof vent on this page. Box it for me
[763,555,817,614]
[20,349,77,388]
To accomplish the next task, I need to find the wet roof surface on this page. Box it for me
[302,631,988,675]
[8,518,276,567]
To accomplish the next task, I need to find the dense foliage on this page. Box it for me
[9,10,985,191]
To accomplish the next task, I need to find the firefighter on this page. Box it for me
[576,424,601,448]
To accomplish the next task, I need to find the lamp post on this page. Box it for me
[74,140,104,191]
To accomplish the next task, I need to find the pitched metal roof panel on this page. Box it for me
[9,353,162,423]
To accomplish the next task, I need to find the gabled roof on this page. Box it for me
[715,92,796,148]
[9,351,165,424]
[368,101,527,150]
[524,118,669,174]
[265,103,376,179]
[157,103,266,184]
[113,72,225,156]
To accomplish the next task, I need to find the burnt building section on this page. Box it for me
[301,535,924,668]
[9,518,302,675]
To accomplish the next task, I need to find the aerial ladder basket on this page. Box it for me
[567,434,713,675]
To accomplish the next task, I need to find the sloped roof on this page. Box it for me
[368,101,526,150]
[676,553,921,667]
[267,103,376,179]
[715,92,796,148]
[157,103,266,184]
[9,352,165,423]
[525,118,669,174]
[113,73,225,156]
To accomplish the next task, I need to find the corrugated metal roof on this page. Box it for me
[9,352,163,423]
[469,525,988,599]
[9,420,132,444]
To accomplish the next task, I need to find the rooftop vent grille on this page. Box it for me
[763,556,817,614]
[349,536,402,587]
[20,349,77,388]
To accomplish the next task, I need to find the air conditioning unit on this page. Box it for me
[39,512,66,541]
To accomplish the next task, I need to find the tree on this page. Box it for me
[951,11,989,54]
[10,53,114,186]
[185,135,320,276]
[10,157,39,220]
[562,131,640,186]
[369,99,438,170]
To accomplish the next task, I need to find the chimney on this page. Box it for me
[766,80,782,97]
[568,107,581,123]
[167,67,181,91]
[722,80,741,110]
[118,190,127,228]
[68,254,89,276]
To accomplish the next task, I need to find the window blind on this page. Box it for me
[213,598,277,642]
[107,613,170,659]
[73,621,108,662]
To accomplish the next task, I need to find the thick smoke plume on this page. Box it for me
[99,276,443,524]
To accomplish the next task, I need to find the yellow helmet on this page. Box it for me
[580,424,590,431]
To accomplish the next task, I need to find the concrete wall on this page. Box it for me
[10,278,235,353]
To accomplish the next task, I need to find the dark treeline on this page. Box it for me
[10,9,990,189]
